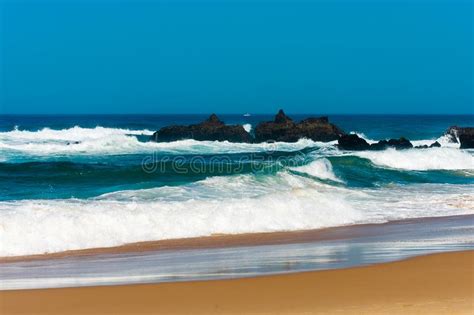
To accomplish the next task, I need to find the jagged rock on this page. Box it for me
[338,134,371,150]
[430,141,441,148]
[206,113,222,124]
[254,110,344,142]
[274,109,293,124]
[445,126,474,148]
[151,114,252,143]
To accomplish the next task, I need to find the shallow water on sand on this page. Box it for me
[1,215,472,290]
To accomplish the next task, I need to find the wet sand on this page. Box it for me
[1,251,473,314]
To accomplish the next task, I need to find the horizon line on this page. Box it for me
[1,113,473,116]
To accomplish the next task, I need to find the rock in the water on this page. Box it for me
[445,126,460,143]
[416,141,440,149]
[254,110,344,142]
[459,133,474,149]
[369,140,389,151]
[370,138,413,150]
[445,126,474,148]
[274,109,293,124]
[151,114,252,143]
[338,134,414,151]
[387,137,413,149]
[338,134,370,150]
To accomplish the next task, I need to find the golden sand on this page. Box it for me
[1,250,473,314]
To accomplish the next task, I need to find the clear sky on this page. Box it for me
[0,0,472,114]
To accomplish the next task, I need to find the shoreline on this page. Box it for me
[2,214,472,263]
[1,250,473,314]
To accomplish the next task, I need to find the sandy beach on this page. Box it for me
[1,250,472,314]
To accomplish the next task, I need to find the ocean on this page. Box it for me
[0,114,473,258]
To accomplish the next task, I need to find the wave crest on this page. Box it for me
[0,173,359,256]
[290,159,343,182]
[355,148,474,171]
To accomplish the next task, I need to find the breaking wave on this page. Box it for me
[290,158,343,182]
[354,148,474,171]
[1,170,472,256]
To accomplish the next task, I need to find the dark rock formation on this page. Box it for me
[370,138,413,150]
[387,137,413,149]
[338,134,414,151]
[414,141,440,149]
[338,134,371,150]
[151,114,252,143]
[274,109,292,124]
[445,126,474,148]
[459,133,474,149]
[445,126,460,143]
[369,140,389,151]
[254,110,345,142]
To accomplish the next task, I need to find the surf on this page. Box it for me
[1,169,473,257]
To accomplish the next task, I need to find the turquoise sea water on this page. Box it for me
[0,114,473,257]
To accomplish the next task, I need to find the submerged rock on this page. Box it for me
[445,126,474,148]
[66,141,80,145]
[414,141,440,149]
[254,110,344,142]
[151,114,252,143]
[370,138,413,150]
[338,134,370,150]
[387,137,413,149]
[338,134,414,151]
[369,140,389,151]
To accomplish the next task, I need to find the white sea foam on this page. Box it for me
[242,123,252,133]
[353,184,474,221]
[0,173,360,256]
[0,126,328,158]
[355,148,474,171]
[410,135,460,149]
[290,159,343,182]
[352,131,460,149]
[1,126,154,141]
[0,170,472,257]
[2,126,465,161]
[0,126,153,157]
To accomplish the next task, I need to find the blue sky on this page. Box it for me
[0,0,472,114]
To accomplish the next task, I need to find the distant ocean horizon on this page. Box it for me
[0,113,473,258]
